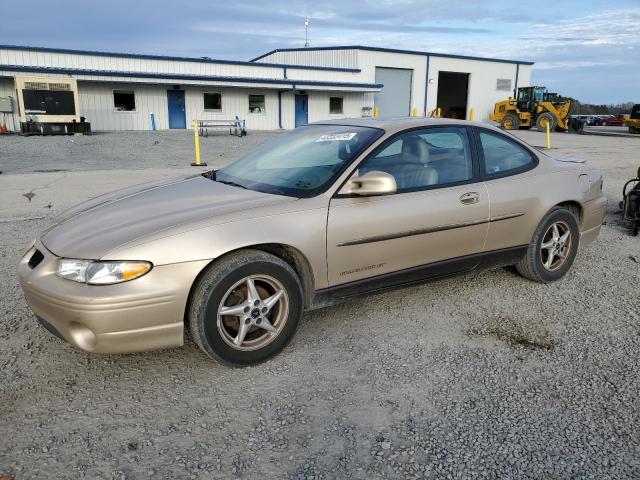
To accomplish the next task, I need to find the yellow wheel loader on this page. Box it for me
[624,104,640,134]
[490,86,575,132]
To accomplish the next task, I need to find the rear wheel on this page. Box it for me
[630,126,640,134]
[536,112,556,132]
[501,113,520,130]
[516,207,580,283]
[188,250,303,366]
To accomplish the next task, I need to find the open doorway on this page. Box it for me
[436,72,469,120]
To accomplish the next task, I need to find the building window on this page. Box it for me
[113,90,136,111]
[204,92,222,111]
[329,97,344,114]
[249,94,266,114]
[496,79,512,91]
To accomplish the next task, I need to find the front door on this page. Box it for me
[295,94,308,127]
[326,126,489,289]
[167,90,186,129]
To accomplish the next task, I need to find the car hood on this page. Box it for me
[41,175,292,259]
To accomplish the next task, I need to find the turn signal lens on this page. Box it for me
[57,259,152,285]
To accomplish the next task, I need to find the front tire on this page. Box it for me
[501,113,520,130]
[188,250,303,366]
[516,207,580,283]
[536,112,556,132]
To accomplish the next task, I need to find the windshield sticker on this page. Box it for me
[315,133,357,142]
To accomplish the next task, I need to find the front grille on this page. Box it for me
[28,249,44,269]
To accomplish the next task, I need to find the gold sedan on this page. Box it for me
[18,118,606,366]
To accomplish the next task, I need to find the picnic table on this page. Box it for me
[197,117,246,137]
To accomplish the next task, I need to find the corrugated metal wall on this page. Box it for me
[256,50,359,69]
[78,82,169,131]
[185,87,280,131]
[284,67,360,83]
[77,83,283,131]
[307,92,368,123]
[0,49,283,79]
[280,91,370,129]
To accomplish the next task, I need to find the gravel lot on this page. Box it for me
[1,128,639,479]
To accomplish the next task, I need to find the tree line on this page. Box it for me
[555,97,636,115]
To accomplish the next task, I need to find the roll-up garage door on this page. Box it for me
[374,67,412,118]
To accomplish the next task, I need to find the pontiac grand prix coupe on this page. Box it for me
[18,118,606,366]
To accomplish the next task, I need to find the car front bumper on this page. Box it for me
[17,240,210,354]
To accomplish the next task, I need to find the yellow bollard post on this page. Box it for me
[191,119,207,167]
[411,107,417,117]
[373,106,379,119]
[469,108,475,121]
[546,120,551,150]
[436,107,441,118]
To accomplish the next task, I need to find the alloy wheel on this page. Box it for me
[540,220,572,271]
[217,275,289,351]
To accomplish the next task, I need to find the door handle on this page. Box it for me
[459,192,480,205]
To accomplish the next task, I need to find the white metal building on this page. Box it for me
[254,46,533,123]
[0,45,533,132]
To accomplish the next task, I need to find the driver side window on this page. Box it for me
[357,127,474,193]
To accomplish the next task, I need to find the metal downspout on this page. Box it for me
[423,55,430,115]
[278,90,282,129]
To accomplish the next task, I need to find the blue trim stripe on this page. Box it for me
[251,45,534,66]
[0,65,382,90]
[0,44,361,73]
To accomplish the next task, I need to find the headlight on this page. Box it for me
[57,259,152,285]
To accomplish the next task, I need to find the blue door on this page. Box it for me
[167,90,186,129]
[295,94,308,127]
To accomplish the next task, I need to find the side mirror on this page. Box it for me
[340,170,397,196]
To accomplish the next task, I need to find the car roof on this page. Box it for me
[311,117,502,134]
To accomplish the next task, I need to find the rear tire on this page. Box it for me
[536,113,556,132]
[188,250,303,366]
[501,113,520,130]
[516,207,580,283]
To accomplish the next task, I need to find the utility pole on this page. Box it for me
[304,16,309,47]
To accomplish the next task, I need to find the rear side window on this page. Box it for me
[479,131,534,175]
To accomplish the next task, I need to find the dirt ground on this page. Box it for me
[0,128,639,479]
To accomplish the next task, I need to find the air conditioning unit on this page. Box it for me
[15,75,91,135]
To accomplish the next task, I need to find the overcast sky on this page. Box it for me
[3,0,638,104]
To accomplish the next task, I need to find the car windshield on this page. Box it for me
[216,124,384,197]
